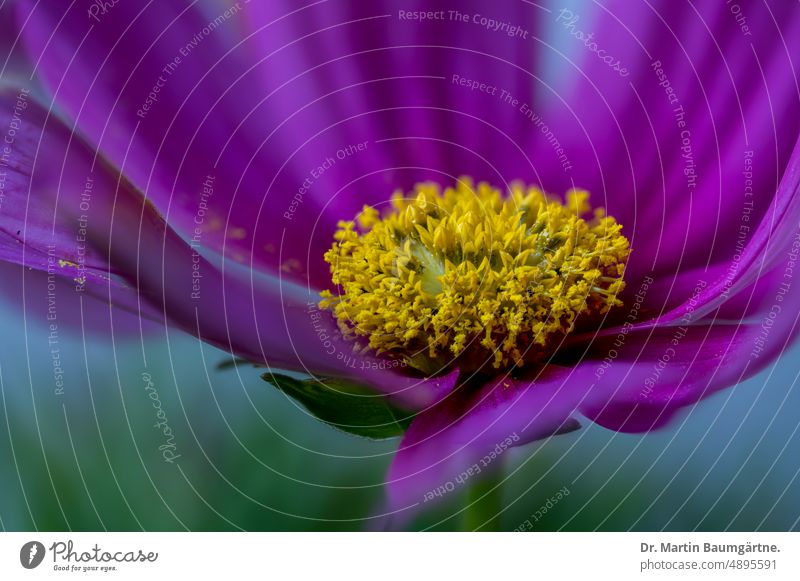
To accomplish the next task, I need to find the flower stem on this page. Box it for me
[464,463,504,531]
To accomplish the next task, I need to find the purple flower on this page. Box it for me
[2,1,800,525]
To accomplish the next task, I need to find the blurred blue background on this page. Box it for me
[1,297,798,532]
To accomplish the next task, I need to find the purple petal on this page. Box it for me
[50,129,457,409]
[0,2,32,82]
[0,261,161,335]
[17,1,800,305]
[570,242,800,433]
[0,84,175,332]
[571,248,800,432]
[67,151,458,408]
[16,1,307,277]
[16,1,549,289]
[0,86,160,322]
[387,262,800,515]
[654,136,800,325]
[385,367,585,518]
[577,314,800,433]
[527,2,800,317]
[593,134,800,336]
[0,86,452,407]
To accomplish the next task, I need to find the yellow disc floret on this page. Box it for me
[320,178,630,372]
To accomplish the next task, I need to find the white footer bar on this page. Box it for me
[1,532,797,580]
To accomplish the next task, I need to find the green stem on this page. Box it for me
[464,463,504,531]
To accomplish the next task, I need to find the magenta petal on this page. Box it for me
[637,136,800,327]
[0,2,32,82]
[16,1,308,279]
[570,212,800,431]
[17,1,800,302]
[0,85,450,408]
[235,0,546,284]
[16,1,550,288]
[588,134,800,339]
[387,257,800,515]
[0,87,168,333]
[528,2,800,316]
[0,261,161,335]
[577,304,800,433]
[0,87,153,301]
[385,368,584,517]
[60,146,457,409]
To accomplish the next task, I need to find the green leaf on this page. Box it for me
[261,373,414,439]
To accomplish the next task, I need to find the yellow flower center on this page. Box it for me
[320,178,630,373]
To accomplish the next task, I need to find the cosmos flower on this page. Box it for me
[2,1,800,526]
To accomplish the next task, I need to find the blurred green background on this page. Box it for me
[1,297,798,532]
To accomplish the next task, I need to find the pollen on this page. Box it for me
[320,178,630,372]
